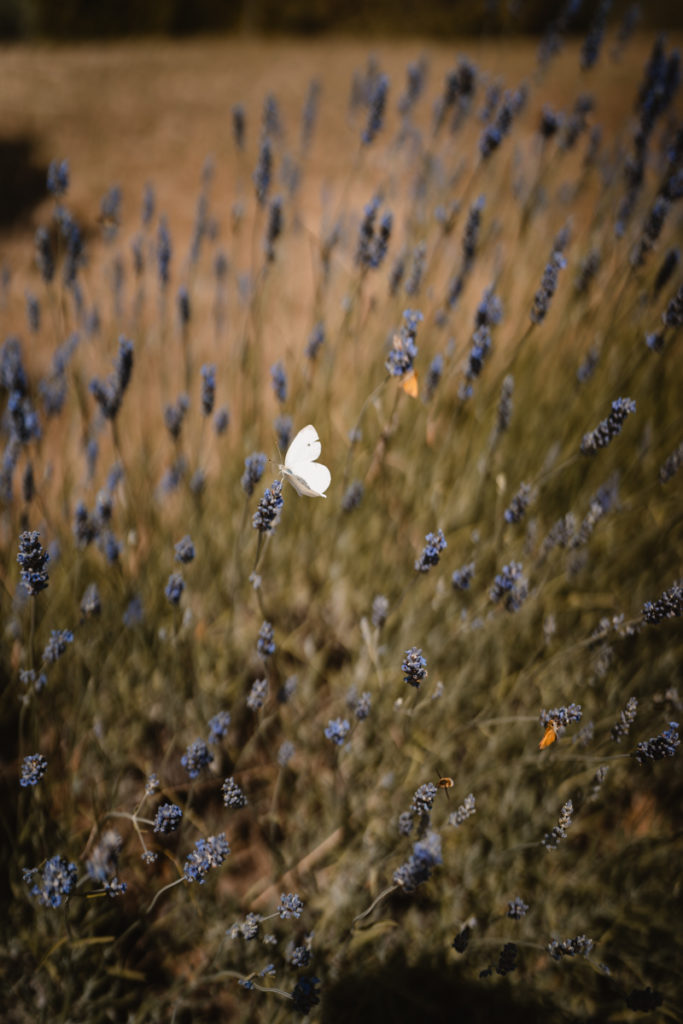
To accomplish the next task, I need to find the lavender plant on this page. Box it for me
[2,25,682,1024]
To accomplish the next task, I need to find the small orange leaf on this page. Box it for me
[401,370,418,398]
[539,722,558,750]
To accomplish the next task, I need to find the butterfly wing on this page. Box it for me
[285,424,321,468]
[539,723,557,750]
[287,459,331,497]
[401,369,419,398]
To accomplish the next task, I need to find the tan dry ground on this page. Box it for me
[0,33,663,256]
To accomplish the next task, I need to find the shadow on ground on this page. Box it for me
[0,137,47,229]
[321,949,617,1024]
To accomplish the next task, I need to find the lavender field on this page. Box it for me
[1,19,683,1023]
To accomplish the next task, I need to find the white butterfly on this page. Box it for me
[279,424,331,498]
